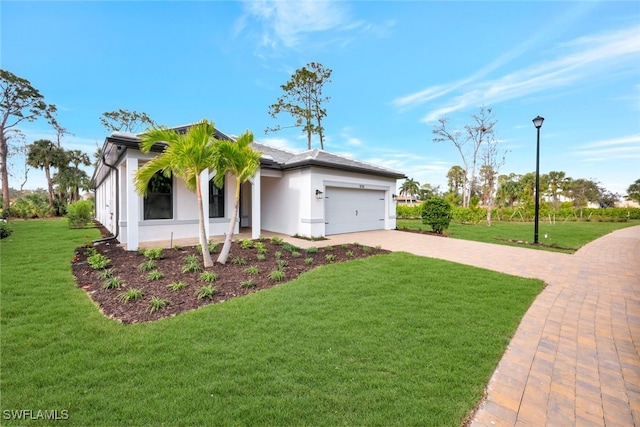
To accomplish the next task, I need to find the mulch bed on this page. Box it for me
[72,225,389,324]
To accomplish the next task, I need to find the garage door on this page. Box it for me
[325,187,385,235]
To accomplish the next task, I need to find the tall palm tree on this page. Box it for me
[26,139,65,209]
[134,120,218,267]
[399,178,420,206]
[213,131,261,264]
[210,131,261,264]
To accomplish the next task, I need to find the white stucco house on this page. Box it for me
[91,124,406,250]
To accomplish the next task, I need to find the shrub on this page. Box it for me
[138,260,156,272]
[305,247,318,254]
[66,200,94,229]
[240,279,256,288]
[240,238,253,249]
[167,281,188,291]
[102,277,123,290]
[304,257,313,265]
[142,248,163,260]
[245,266,260,275]
[88,253,111,270]
[117,288,143,303]
[195,285,216,300]
[199,271,218,283]
[96,268,114,280]
[232,256,247,266]
[149,296,169,313]
[325,254,336,262]
[0,221,12,239]
[9,194,50,219]
[147,270,164,281]
[182,255,202,273]
[268,269,285,282]
[421,197,452,234]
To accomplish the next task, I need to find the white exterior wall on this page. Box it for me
[260,166,398,238]
[94,168,117,236]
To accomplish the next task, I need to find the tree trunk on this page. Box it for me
[0,133,9,212]
[196,175,213,268]
[217,180,241,264]
[44,164,54,208]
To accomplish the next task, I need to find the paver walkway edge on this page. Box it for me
[282,225,640,427]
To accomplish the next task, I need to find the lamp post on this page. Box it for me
[532,115,544,244]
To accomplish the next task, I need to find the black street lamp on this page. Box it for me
[532,115,544,244]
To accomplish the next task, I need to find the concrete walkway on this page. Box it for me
[285,226,640,426]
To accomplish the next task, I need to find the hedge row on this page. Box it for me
[397,204,640,222]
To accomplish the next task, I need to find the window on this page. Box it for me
[143,172,173,220]
[209,177,225,218]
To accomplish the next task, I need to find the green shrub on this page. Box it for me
[66,200,94,228]
[240,279,256,288]
[0,221,12,239]
[138,260,156,272]
[199,271,218,283]
[182,255,202,273]
[147,270,164,281]
[167,281,188,291]
[421,197,452,234]
[117,288,143,303]
[142,248,163,260]
[267,269,285,282]
[195,285,216,300]
[149,296,169,313]
[9,194,50,219]
[88,253,111,270]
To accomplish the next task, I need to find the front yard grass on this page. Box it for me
[1,219,543,426]
[397,219,640,253]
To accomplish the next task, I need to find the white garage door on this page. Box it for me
[325,187,385,235]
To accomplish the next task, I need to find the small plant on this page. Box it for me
[138,259,156,272]
[304,257,313,265]
[240,238,253,249]
[256,253,266,261]
[305,247,318,254]
[182,255,202,273]
[143,248,163,260]
[117,288,143,303]
[84,246,97,257]
[208,241,220,253]
[324,245,334,252]
[375,245,382,250]
[88,253,111,270]
[277,260,287,270]
[149,296,169,313]
[291,250,301,258]
[254,242,267,254]
[274,251,282,259]
[341,244,348,249]
[362,246,371,253]
[245,265,260,275]
[240,279,256,288]
[353,242,361,247]
[199,271,218,283]
[167,281,188,291]
[102,276,123,290]
[282,243,299,252]
[325,254,336,262]
[195,285,216,300]
[232,256,247,266]
[147,270,164,281]
[268,269,286,282]
[96,268,115,280]
[0,221,13,239]
[173,244,182,251]
[270,236,284,245]
[345,250,354,257]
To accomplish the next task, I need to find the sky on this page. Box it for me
[2,0,639,196]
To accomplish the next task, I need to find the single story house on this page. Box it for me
[91,124,406,250]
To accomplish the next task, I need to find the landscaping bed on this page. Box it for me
[72,236,388,324]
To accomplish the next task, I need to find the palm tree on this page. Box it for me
[134,120,219,267]
[211,131,261,264]
[26,139,65,209]
[399,178,420,206]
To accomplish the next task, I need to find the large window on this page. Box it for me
[143,172,173,220]
[209,177,225,218]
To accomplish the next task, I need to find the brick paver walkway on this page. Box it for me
[286,225,640,426]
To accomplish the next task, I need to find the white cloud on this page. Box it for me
[574,134,640,161]
[393,24,640,123]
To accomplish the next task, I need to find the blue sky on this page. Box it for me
[2,1,639,196]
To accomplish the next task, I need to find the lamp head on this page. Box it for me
[532,116,544,129]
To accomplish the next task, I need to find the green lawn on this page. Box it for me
[1,219,543,426]
[397,219,640,253]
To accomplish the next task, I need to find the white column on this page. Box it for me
[250,169,261,239]
[125,157,140,250]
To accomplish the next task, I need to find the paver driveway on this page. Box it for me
[289,225,640,426]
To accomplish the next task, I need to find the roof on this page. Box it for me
[91,125,405,188]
